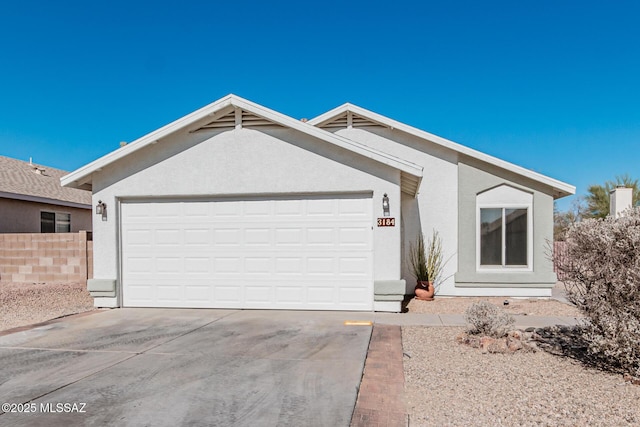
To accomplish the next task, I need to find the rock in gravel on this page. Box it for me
[507,336,523,352]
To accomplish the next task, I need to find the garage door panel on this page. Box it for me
[306,198,334,216]
[184,257,211,273]
[125,257,154,274]
[122,196,373,310]
[157,285,183,302]
[275,257,303,274]
[184,285,211,303]
[275,285,304,303]
[244,286,274,304]
[307,286,335,304]
[155,203,181,218]
[307,257,335,275]
[306,228,334,245]
[125,229,153,246]
[274,228,302,246]
[213,257,242,273]
[184,203,209,217]
[244,200,272,216]
[245,257,272,274]
[339,227,371,246]
[244,228,271,246]
[213,228,241,246]
[338,198,370,216]
[275,199,303,216]
[338,257,370,275]
[184,229,210,246]
[213,202,241,217]
[339,287,370,306]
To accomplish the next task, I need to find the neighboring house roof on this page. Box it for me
[0,155,91,209]
[61,95,424,196]
[309,103,576,199]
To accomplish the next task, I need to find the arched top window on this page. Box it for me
[476,185,533,271]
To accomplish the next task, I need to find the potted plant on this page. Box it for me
[409,234,435,300]
[409,230,445,301]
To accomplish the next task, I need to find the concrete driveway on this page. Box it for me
[0,309,373,426]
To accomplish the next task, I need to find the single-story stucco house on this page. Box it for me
[0,155,92,233]
[62,95,574,312]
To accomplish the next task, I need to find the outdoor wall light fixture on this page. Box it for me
[96,200,107,220]
[382,193,390,216]
[95,200,106,215]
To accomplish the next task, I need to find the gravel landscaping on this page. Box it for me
[406,296,581,317]
[0,282,95,332]
[403,326,640,426]
[406,282,582,317]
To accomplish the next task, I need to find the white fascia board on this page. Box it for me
[309,104,576,197]
[308,103,353,126]
[62,94,423,189]
[61,95,235,188]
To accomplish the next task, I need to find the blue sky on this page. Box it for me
[1,1,638,210]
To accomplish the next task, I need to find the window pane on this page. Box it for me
[480,208,502,265]
[41,212,55,233]
[56,213,71,233]
[505,209,527,265]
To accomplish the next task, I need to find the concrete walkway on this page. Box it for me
[333,311,584,329]
[370,312,584,329]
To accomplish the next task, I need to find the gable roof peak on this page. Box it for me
[308,103,575,198]
[61,95,423,195]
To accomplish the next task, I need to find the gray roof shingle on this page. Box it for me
[0,155,91,207]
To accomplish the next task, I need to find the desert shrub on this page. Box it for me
[464,301,515,338]
[555,207,640,377]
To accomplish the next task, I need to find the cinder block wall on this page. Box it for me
[0,231,93,283]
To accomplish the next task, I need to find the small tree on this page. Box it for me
[584,174,640,219]
[555,207,640,377]
[554,198,587,241]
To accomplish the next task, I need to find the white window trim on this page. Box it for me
[476,202,533,273]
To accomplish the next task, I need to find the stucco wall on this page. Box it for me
[91,126,403,305]
[456,160,556,294]
[334,127,459,295]
[0,198,92,233]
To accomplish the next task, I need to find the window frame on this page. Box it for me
[475,186,533,272]
[40,211,71,233]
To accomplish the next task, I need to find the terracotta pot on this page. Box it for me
[415,281,435,301]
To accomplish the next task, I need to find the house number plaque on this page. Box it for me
[377,218,396,227]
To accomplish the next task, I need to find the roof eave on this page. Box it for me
[0,191,91,209]
[61,95,235,189]
[309,104,575,198]
[61,95,423,192]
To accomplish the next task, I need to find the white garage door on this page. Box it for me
[121,195,373,310]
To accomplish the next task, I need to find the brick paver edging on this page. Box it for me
[351,324,407,426]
